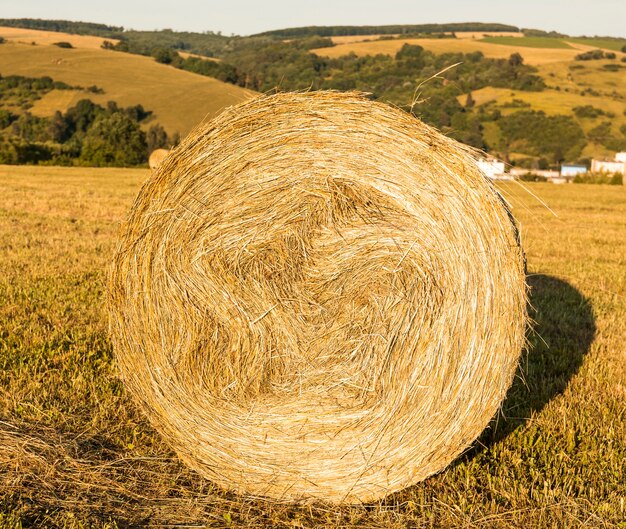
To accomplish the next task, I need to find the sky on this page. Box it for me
[3,0,626,38]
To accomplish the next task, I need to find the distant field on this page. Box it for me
[464,85,626,119]
[0,42,255,137]
[312,37,582,64]
[177,50,220,61]
[481,36,573,49]
[546,59,625,89]
[455,31,523,39]
[0,26,118,49]
[565,37,626,52]
[0,166,624,527]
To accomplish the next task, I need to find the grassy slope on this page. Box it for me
[0,165,624,528]
[313,37,626,160]
[311,37,584,64]
[0,25,118,49]
[565,37,626,52]
[461,61,626,159]
[0,42,254,136]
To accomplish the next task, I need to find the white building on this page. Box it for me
[509,168,560,179]
[560,164,587,177]
[476,158,507,179]
[615,152,626,163]
[591,159,626,175]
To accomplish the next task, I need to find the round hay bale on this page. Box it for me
[108,91,527,503]
[148,148,169,170]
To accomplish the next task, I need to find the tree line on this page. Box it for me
[0,85,175,165]
[254,23,520,38]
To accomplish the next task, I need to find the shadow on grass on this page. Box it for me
[473,273,596,450]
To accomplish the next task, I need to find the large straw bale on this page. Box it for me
[108,91,527,503]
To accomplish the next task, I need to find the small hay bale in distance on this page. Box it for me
[148,148,169,170]
[108,91,527,503]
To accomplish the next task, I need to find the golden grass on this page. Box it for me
[463,86,626,121]
[0,25,119,49]
[536,60,626,97]
[28,88,89,117]
[177,50,221,61]
[454,31,524,39]
[109,91,527,502]
[312,38,582,64]
[0,163,624,526]
[0,42,255,136]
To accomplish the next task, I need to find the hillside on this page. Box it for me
[306,36,626,162]
[0,26,118,49]
[0,37,255,137]
[310,36,625,64]
[1,20,626,167]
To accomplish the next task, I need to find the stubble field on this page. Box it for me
[0,165,624,528]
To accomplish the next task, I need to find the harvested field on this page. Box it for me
[0,164,624,527]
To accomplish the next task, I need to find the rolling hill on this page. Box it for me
[0,30,255,137]
[311,36,626,65]
[309,35,626,161]
[1,20,626,165]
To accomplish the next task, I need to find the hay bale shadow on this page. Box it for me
[473,273,596,449]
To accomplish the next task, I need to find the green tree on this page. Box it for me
[146,124,170,152]
[80,113,147,166]
[65,99,104,135]
[508,53,524,67]
[48,110,70,142]
[152,47,180,64]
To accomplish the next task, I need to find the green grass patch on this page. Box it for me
[566,37,626,51]
[480,36,573,49]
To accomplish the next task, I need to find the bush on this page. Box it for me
[519,173,548,182]
[575,49,605,61]
[573,172,623,185]
[588,121,612,143]
[0,139,52,164]
[53,41,73,49]
[573,105,607,118]
[0,109,17,128]
[501,99,531,109]
[151,47,180,65]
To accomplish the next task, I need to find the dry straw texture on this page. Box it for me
[108,91,527,503]
[148,148,170,170]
